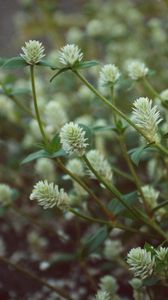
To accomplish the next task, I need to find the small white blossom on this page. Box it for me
[35,158,55,181]
[45,101,68,133]
[59,44,83,66]
[156,247,168,261]
[0,183,13,207]
[66,158,84,176]
[20,40,45,64]
[104,239,123,260]
[30,180,70,210]
[99,275,118,297]
[160,89,168,101]
[132,97,162,143]
[127,59,148,80]
[86,150,113,182]
[95,290,111,300]
[99,64,120,87]
[141,185,159,209]
[127,247,155,279]
[60,122,88,156]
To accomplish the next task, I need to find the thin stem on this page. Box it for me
[56,158,115,221]
[118,134,152,217]
[0,256,74,300]
[153,199,168,212]
[111,165,134,182]
[111,85,117,124]
[143,77,161,100]
[30,65,49,145]
[73,70,168,157]
[9,94,34,118]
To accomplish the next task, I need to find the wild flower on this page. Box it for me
[30,180,70,210]
[95,290,111,300]
[86,150,113,182]
[35,158,55,181]
[132,97,162,143]
[141,185,159,209]
[156,247,168,261]
[20,40,45,64]
[59,44,83,66]
[104,239,123,260]
[99,275,119,297]
[127,247,155,279]
[99,64,120,87]
[127,59,148,80]
[45,101,68,133]
[66,158,85,177]
[60,122,88,156]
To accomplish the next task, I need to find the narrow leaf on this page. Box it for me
[1,57,28,69]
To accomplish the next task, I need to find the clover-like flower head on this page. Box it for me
[59,44,83,66]
[20,40,45,65]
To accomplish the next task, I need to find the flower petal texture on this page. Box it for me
[127,59,148,80]
[30,180,70,210]
[20,40,45,65]
[60,122,88,156]
[59,44,83,66]
[132,97,162,142]
[99,64,120,86]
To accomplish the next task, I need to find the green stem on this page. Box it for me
[143,77,161,100]
[153,200,168,212]
[56,158,115,221]
[30,65,49,145]
[111,165,134,182]
[0,256,74,300]
[111,85,117,124]
[73,70,168,157]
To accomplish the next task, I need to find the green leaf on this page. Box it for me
[92,125,116,132]
[75,60,99,69]
[50,67,70,82]
[51,253,76,263]
[9,88,30,96]
[47,134,61,153]
[128,145,154,166]
[21,148,66,164]
[143,277,159,287]
[0,58,7,67]
[107,191,138,216]
[1,57,28,69]
[38,60,59,69]
[144,243,156,255]
[81,226,110,257]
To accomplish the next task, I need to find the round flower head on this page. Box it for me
[86,150,113,182]
[99,64,120,87]
[99,275,118,296]
[20,40,45,65]
[141,185,159,209]
[35,158,55,181]
[60,122,88,156]
[127,247,155,279]
[0,184,13,207]
[45,101,68,133]
[59,44,83,66]
[66,158,84,176]
[104,239,123,260]
[95,290,110,300]
[127,59,148,80]
[132,97,162,143]
[30,180,70,210]
[156,247,168,261]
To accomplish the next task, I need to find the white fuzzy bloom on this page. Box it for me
[30,180,70,210]
[99,275,118,296]
[104,239,123,260]
[156,247,168,261]
[60,122,88,156]
[20,40,45,64]
[99,64,120,86]
[35,158,55,181]
[160,89,168,101]
[59,44,83,66]
[66,158,84,177]
[132,97,162,143]
[127,247,155,279]
[95,290,111,300]
[0,183,13,207]
[141,185,159,209]
[86,150,113,182]
[45,101,68,133]
[0,96,16,121]
[127,60,148,80]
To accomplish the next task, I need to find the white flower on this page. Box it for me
[60,122,88,156]
[35,158,55,181]
[95,290,110,300]
[20,40,45,64]
[66,158,84,176]
[99,275,118,296]
[141,185,159,209]
[99,64,120,86]
[0,183,13,207]
[156,247,168,261]
[127,59,148,80]
[30,180,70,210]
[104,239,123,260]
[132,97,162,143]
[59,44,83,66]
[45,101,68,133]
[86,150,113,182]
[127,247,155,279]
